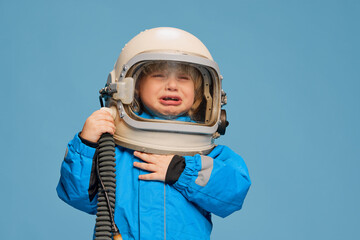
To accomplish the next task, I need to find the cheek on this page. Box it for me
[139,87,150,106]
[185,86,195,104]
[139,83,162,108]
[139,80,152,98]
[140,89,153,106]
[190,91,195,103]
[188,84,196,102]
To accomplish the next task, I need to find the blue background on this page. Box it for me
[1,0,359,239]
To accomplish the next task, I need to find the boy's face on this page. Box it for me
[139,70,195,118]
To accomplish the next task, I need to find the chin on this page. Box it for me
[158,111,185,119]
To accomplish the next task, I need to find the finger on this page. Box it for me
[138,173,162,181]
[93,111,115,123]
[97,120,116,130]
[97,124,116,135]
[134,151,156,163]
[133,162,158,172]
[86,116,114,128]
[93,109,112,117]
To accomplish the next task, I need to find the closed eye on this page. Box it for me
[151,73,166,78]
[178,75,191,80]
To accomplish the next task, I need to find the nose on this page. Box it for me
[165,75,178,91]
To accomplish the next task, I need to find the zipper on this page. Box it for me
[164,183,166,240]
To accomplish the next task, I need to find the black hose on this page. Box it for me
[95,133,119,240]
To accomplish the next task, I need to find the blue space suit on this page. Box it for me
[56,132,251,240]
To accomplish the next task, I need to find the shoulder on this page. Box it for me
[208,145,238,158]
[207,145,249,173]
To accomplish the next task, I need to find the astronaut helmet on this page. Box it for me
[100,27,228,156]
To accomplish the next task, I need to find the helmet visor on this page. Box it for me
[124,60,220,125]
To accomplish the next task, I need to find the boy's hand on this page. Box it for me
[133,151,174,182]
[80,109,116,143]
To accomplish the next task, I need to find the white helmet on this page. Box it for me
[100,27,228,156]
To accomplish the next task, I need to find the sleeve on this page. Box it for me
[56,133,98,215]
[165,155,186,184]
[172,145,251,218]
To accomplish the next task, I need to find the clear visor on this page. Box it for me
[124,60,220,125]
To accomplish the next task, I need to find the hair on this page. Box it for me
[131,61,204,121]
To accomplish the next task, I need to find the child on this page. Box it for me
[57,27,251,240]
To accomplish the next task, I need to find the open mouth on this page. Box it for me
[162,97,180,101]
[160,96,182,105]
